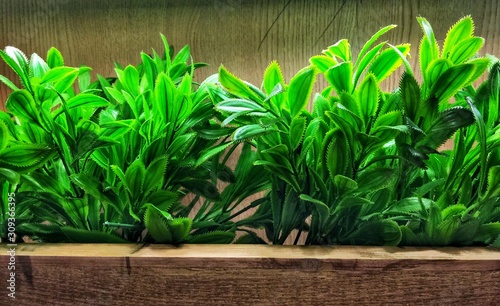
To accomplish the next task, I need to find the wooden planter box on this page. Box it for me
[1,244,499,305]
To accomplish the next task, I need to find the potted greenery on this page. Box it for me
[0,16,499,304]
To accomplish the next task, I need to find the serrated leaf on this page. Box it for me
[262,61,285,95]
[442,16,474,59]
[324,39,351,62]
[143,156,168,195]
[368,44,410,82]
[5,90,41,123]
[29,53,50,79]
[356,167,396,195]
[0,144,54,168]
[326,131,349,179]
[310,55,337,73]
[325,62,352,94]
[144,203,174,243]
[216,98,267,113]
[358,74,379,125]
[428,63,476,105]
[125,159,146,199]
[288,66,316,118]
[426,58,453,88]
[400,72,421,121]
[417,17,440,74]
[233,124,277,142]
[449,37,484,64]
[289,116,306,151]
[219,65,261,101]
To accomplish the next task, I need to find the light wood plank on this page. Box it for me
[0,244,498,305]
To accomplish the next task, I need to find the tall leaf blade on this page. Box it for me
[288,66,316,118]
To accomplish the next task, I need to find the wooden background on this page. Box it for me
[1,0,499,105]
[1,0,499,243]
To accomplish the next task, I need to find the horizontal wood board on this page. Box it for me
[0,244,498,305]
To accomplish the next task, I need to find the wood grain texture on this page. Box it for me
[1,1,499,245]
[1,0,500,106]
[0,244,499,305]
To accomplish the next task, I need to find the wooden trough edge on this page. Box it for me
[0,244,499,305]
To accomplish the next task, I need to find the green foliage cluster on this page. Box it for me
[0,16,499,247]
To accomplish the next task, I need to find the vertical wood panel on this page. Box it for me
[1,1,499,244]
[1,0,499,106]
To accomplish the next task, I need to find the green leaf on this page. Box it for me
[399,72,421,121]
[144,204,174,243]
[426,58,453,88]
[53,94,110,118]
[289,117,306,151]
[46,47,64,68]
[219,65,261,101]
[428,63,476,104]
[353,42,386,87]
[325,62,352,93]
[216,98,267,113]
[310,55,337,73]
[358,74,379,125]
[369,44,410,82]
[324,39,351,62]
[333,175,358,197]
[29,53,50,79]
[343,220,402,246]
[484,166,500,199]
[188,231,235,244]
[195,142,232,167]
[125,159,146,199]
[355,24,396,70]
[419,107,474,148]
[0,74,19,91]
[168,217,193,243]
[356,167,396,195]
[167,133,196,157]
[326,130,349,179]
[0,120,9,152]
[442,16,474,59]
[0,168,20,184]
[0,47,30,91]
[300,194,329,228]
[262,61,285,94]
[417,17,440,74]
[449,37,484,64]
[233,124,277,142]
[0,144,54,168]
[143,156,168,195]
[60,227,128,243]
[5,90,41,123]
[181,179,220,201]
[288,66,316,118]
[70,173,123,215]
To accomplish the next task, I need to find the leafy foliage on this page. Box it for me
[1,17,499,248]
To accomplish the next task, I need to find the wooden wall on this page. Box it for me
[1,1,499,243]
[1,0,500,106]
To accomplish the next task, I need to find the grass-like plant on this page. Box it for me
[0,36,264,244]
[0,16,498,247]
[210,16,500,246]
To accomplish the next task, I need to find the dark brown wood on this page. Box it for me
[0,244,499,305]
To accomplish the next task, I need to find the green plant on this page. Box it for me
[209,16,500,247]
[385,17,500,246]
[210,24,412,245]
[0,36,260,244]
